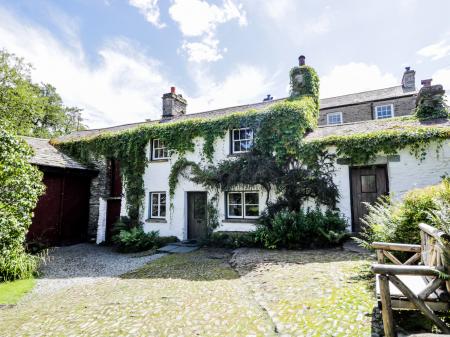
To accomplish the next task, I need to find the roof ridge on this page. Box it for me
[320,85,414,101]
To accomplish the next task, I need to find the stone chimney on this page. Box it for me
[415,78,447,119]
[298,55,306,66]
[401,66,416,90]
[162,87,187,119]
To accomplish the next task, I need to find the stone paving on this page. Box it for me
[0,247,381,336]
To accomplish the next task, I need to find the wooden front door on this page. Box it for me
[350,165,389,233]
[187,192,208,240]
[106,199,121,242]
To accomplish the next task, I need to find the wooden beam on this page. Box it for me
[388,275,450,334]
[379,275,396,337]
[418,277,444,300]
[372,264,440,276]
[372,242,422,252]
[383,250,402,265]
[404,252,421,265]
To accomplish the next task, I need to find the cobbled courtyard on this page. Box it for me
[0,246,379,336]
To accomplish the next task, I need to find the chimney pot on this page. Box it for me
[298,55,306,66]
[170,86,176,94]
[405,66,410,71]
[421,79,432,87]
[263,94,273,102]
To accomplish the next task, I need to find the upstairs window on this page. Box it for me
[227,191,260,219]
[150,192,166,218]
[231,128,254,154]
[326,112,343,125]
[152,139,168,160]
[375,104,394,119]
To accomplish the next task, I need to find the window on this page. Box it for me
[375,104,394,119]
[150,192,166,218]
[231,128,254,153]
[361,175,377,193]
[327,112,343,125]
[152,139,169,160]
[227,192,260,219]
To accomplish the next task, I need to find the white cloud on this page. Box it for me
[303,13,331,35]
[188,64,273,113]
[129,0,166,28]
[0,7,171,128]
[433,68,450,93]
[417,39,450,61]
[181,35,223,63]
[169,0,246,62]
[320,63,398,98]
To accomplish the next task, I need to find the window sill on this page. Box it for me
[145,218,167,223]
[227,152,250,158]
[222,218,258,224]
[149,159,169,163]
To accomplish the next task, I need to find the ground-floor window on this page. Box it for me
[149,192,166,218]
[227,191,260,219]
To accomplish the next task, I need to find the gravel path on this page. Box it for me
[33,243,165,295]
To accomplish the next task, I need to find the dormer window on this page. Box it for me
[152,139,169,160]
[375,104,394,119]
[231,128,254,154]
[327,112,343,125]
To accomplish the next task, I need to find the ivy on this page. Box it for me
[302,126,450,164]
[54,65,320,222]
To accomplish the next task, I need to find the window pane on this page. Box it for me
[228,193,242,205]
[240,129,247,139]
[240,140,252,152]
[152,193,159,205]
[361,175,377,193]
[245,205,259,217]
[160,205,166,217]
[245,129,253,139]
[233,129,240,140]
[245,192,259,205]
[160,193,166,205]
[234,141,241,152]
[151,204,159,217]
[229,205,242,217]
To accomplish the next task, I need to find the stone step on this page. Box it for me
[157,244,199,254]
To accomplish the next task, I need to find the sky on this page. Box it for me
[0,0,449,129]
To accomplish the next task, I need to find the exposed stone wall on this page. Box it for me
[318,95,417,125]
[87,158,110,239]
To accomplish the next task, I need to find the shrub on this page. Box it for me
[203,231,257,249]
[254,208,348,249]
[111,219,178,253]
[0,124,45,281]
[357,179,450,248]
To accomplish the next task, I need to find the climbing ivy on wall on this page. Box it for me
[54,65,321,222]
[301,126,450,165]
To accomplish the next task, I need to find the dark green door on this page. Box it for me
[187,192,208,240]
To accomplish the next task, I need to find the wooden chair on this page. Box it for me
[372,223,450,337]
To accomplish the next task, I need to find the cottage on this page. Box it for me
[53,56,449,244]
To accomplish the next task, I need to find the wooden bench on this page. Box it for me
[372,223,450,337]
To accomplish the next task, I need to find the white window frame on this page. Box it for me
[152,139,169,160]
[231,128,254,154]
[150,192,167,219]
[227,191,260,219]
[374,104,394,119]
[326,111,343,125]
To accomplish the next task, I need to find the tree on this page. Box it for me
[0,123,45,281]
[0,49,85,137]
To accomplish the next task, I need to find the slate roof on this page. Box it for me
[305,118,450,141]
[56,85,417,142]
[23,137,89,170]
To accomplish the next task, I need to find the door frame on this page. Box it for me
[349,164,389,233]
[186,191,208,241]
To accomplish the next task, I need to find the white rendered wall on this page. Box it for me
[96,197,107,244]
[334,140,450,230]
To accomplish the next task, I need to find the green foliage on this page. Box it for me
[111,218,178,252]
[357,179,450,248]
[0,50,85,137]
[203,231,257,249]
[415,87,448,120]
[289,65,320,110]
[303,125,450,164]
[254,208,348,249]
[0,124,45,281]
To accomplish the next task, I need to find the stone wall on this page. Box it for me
[318,95,416,125]
[87,158,109,240]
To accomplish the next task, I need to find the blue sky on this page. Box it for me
[0,0,449,128]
